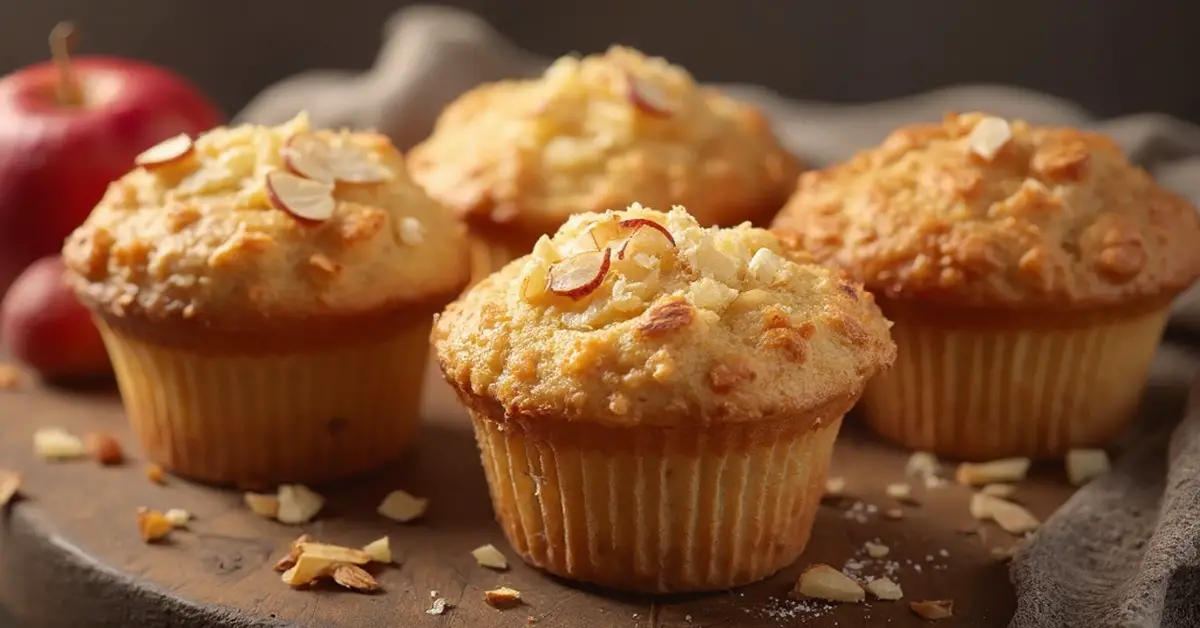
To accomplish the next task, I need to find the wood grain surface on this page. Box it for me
[0,360,1074,628]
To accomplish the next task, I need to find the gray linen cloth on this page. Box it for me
[238,6,1200,627]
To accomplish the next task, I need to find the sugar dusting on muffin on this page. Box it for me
[408,47,800,239]
[434,204,895,426]
[773,111,1200,310]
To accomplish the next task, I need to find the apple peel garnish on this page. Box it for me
[284,133,391,185]
[134,134,194,169]
[617,219,675,260]
[266,171,336,223]
[626,75,678,118]
[548,249,611,299]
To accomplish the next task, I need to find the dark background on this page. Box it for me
[1,0,1199,124]
[1,1,1198,625]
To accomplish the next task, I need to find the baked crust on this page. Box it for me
[772,112,1200,311]
[408,46,800,246]
[433,205,896,428]
[62,114,471,327]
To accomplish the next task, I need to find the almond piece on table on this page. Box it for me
[276,484,324,524]
[137,508,173,543]
[793,564,865,603]
[484,586,523,609]
[296,542,372,565]
[163,508,191,527]
[85,432,124,466]
[884,508,905,521]
[33,428,85,460]
[331,563,380,593]
[244,492,281,519]
[886,482,917,503]
[362,536,392,563]
[824,477,846,498]
[911,599,954,620]
[956,458,1030,486]
[866,577,904,601]
[274,534,313,572]
[282,553,336,587]
[990,499,1040,535]
[426,598,450,615]
[1066,449,1111,486]
[0,470,21,507]
[472,544,509,570]
[864,541,890,558]
[981,483,1016,498]
[377,490,428,523]
[146,464,166,485]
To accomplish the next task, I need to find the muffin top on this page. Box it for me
[772,112,1200,311]
[434,205,895,428]
[408,46,800,245]
[63,113,471,327]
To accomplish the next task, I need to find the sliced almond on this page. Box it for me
[427,598,450,615]
[793,564,865,603]
[296,542,372,566]
[864,541,890,558]
[1066,449,1111,486]
[626,74,677,117]
[146,464,166,485]
[967,116,1012,161]
[244,492,281,519]
[971,493,1039,534]
[547,249,611,299]
[33,428,85,460]
[284,132,392,184]
[0,471,21,507]
[276,484,324,525]
[265,171,336,223]
[136,508,173,543]
[520,262,551,303]
[164,508,191,527]
[483,586,523,609]
[616,219,675,260]
[362,536,392,563]
[377,490,428,523]
[884,508,905,521]
[911,599,954,620]
[955,458,1030,486]
[885,482,917,503]
[273,534,313,572]
[905,451,940,478]
[991,545,1019,562]
[472,543,509,570]
[981,483,1017,498]
[332,563,381,593]
[135,134,194,169]
[824,476,847,498]
[85,432,124,466]
[282,552,336,587]
[397,217,425,246]
[866,577,904,601]
[990,499,1040,535]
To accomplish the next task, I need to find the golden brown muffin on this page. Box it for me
[408,46,801,281]
[434,204,895,592]
[63,113,471,485]
[773,111,1200,460]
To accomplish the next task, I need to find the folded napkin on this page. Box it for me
[238,6,1200,626]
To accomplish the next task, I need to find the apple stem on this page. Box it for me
[49,22,84,107]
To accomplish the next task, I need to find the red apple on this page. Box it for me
[1,255,111,380]
[0,23,222,298]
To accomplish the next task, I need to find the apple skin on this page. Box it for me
[0,56,223,297]
[0,255,111,380]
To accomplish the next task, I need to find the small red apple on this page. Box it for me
[0,22,222,298]
[1,255,111,380]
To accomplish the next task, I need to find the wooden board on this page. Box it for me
[0,360,1073,628]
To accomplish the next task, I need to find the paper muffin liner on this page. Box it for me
[96,318,430,486]
[860,305,1172,460]
[468,411,842,593]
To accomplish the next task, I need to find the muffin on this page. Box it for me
[772,112,1200,460]
[408,46,801,281]
[434,204,895,592]
[62,113,471,486]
